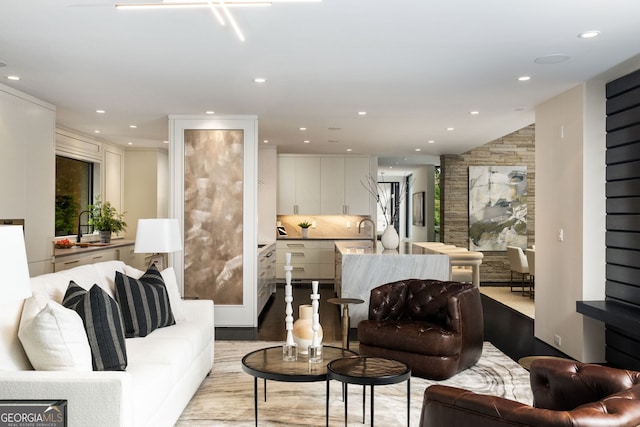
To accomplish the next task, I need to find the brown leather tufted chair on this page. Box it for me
[420,358,640,427]
[357,279,483,380]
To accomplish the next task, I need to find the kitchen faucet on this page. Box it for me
[357,218,377,248]
[76,210,92,243]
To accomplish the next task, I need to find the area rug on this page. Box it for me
[176,341,532,426]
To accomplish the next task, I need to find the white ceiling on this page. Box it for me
[2,0,640,169]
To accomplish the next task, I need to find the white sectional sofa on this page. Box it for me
[0,260,214,427]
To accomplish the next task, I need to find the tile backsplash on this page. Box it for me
[276,215,374,239]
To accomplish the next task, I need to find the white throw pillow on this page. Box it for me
[18,294,92,371]
[123,265,185,322]
[161,267,186,323]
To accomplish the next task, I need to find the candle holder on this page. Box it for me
[308,280,323,364]
[283,252,298,361]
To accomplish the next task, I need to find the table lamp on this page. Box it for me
[0,225,32,302]
[134,218,183,270]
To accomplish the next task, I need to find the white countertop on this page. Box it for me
[335,240,434,255]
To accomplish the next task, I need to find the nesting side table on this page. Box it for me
[326,356,411,427]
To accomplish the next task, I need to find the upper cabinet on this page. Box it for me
[278,155,372,215]
[277,156,321,214]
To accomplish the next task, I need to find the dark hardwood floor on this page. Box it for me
[217,282,569,363]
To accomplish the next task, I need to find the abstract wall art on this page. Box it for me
[468,165,527,251]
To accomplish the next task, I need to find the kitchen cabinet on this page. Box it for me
[320,156,371,215]
[276,239,338,282]
[279,155,372,215]
[277,156,320,214]
[52,240,137,272]
[257,243,276,316]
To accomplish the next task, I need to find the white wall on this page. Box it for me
[124,149,169,240]
[535,82,606,362]
[0,84,55,276]
[409,165,435,242]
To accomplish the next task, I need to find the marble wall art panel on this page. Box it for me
[183,129,244,304]
[468,165,527,251]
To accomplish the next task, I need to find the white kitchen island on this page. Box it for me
[334,240,450,326]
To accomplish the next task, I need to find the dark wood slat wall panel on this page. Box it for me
[606,179,640,197]
[606,68,640,99]
[606,197,640,213]
[606,143,640,164]
[606,86,640,116]
[606,215,640,231]
[606,106,640,132]
[606,231,640,250]
[606,264,640,287]
[606,248,640,269]
[605,68,640,369]
[607,327,640,355]
[606,281,640,306]
[607,160,640,181]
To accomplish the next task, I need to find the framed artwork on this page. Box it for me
[412,191,425,226]
[468,166,527,251]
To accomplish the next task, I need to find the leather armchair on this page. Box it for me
[420,358,640,427]
[357,279,483,380]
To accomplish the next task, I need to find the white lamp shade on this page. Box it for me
[134,218,183,253]
[0,225,32,302]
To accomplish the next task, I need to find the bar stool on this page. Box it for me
[327,297,364,349]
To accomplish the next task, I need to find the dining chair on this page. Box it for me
[506,246,529,295]
[525,248,535,299]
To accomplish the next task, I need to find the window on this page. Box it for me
[55,156,93,237]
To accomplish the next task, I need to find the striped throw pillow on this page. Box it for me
[114,264,175,338]
[62,282,128,371]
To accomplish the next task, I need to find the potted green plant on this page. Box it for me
[88,196,127,243]
[298,221,312,238]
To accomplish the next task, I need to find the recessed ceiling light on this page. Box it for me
[578,30,600,39]
[7,75,20,81]
[127,142,133,145]
[428,140,435,144]
[346,148,352,152]
[446,127,454,131]
[299,127,307,131]
[534,54,570,64]
[303,140,310,144]
[518,76,531,81]
[206,111,215,115]
[415,148,421,152]
[357,111,367,116]
[470,111,479,115]
[94,130,100,134]
[163,140,169,144]
[254,77,266,83]
[96,109,106,114]
[129,125,137,129]
[263,140,269,143]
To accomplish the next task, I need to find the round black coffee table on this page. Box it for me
[241,345,357,426]
[326,356,411,427]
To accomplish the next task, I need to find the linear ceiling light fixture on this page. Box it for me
[116,0,320,41]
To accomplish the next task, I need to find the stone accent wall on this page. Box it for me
[441,124,535,283]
